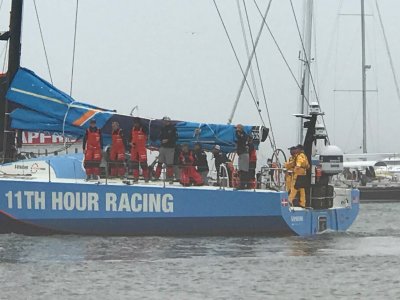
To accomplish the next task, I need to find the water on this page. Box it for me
[0,204,400,299]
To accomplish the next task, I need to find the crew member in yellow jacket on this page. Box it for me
[284,146,297,193]
[288,144,310,208]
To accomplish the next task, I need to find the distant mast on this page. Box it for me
[0,0,23,162]
[298,0,313,144]
[361,0,367,153]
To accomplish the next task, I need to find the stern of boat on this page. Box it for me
[280,187,359,236]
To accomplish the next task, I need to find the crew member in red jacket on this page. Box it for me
[130,118,149,182]
[83,119,103,180]
[179,144,203,186]
[109,121,126,177]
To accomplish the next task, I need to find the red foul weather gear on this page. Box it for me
[83,127,102,176]
[110,128,126,177]
[179,150,203,186]
[130,127,149,180]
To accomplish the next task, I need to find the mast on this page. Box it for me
[299,0,313,144]
[0,0,23,162]
[361,0,367,153]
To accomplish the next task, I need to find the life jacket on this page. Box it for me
[86,128,101,148]
[131,127,147,149]
[112,129,125,149]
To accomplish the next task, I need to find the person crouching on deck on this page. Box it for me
[109,121,127,178]
[83,119,103,180]
[179,144,203,186]
[130,118,149,182]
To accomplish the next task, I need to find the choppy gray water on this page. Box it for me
[0,203,400,300]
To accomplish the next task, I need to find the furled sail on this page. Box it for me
[7,68,268,152]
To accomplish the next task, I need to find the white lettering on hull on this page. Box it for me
[291,216,304,222]
[105,193,174,213]
[4,191,174,213]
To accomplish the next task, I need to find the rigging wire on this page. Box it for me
[0,0,6,73]
[70,0,79,96]
[288,0,330,143]
[375,0,400,105]
[243,0,277,150]
[33,0,53,84]
[1,40,8,73]
[252,0,304,101]
[212,0,267,127]
[312,0,320,100]
[0,44,6,63]
[319,0,343,88]
[236,0,260,107]
[223,0,272,125]
[289,0,319,104]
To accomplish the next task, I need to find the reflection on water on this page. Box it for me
[0,235,366,264]
[2,233,398,264]
[0,203,400,299]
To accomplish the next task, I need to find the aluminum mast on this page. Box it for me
[361,0,367,153]
[298,0,313,144]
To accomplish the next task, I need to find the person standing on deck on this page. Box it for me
[288,145,310,208]
[109,122,126,178]
[235,124,250,189]
[83,119,103,180]
[130,118,149,182]
[193,142,209,186]
[284,146,297,193]
[155,116,177,183]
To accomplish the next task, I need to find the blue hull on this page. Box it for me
[0,180,359,236]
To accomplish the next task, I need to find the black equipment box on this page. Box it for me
[311,185,334,209]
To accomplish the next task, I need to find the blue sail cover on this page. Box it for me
[6,68,268,152]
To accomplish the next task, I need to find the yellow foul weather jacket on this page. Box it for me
[293,152,310,177]
[284,156,296,192]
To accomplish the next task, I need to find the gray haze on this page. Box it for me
[1,0,400,158]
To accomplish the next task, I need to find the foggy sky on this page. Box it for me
[1,0,399,159]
